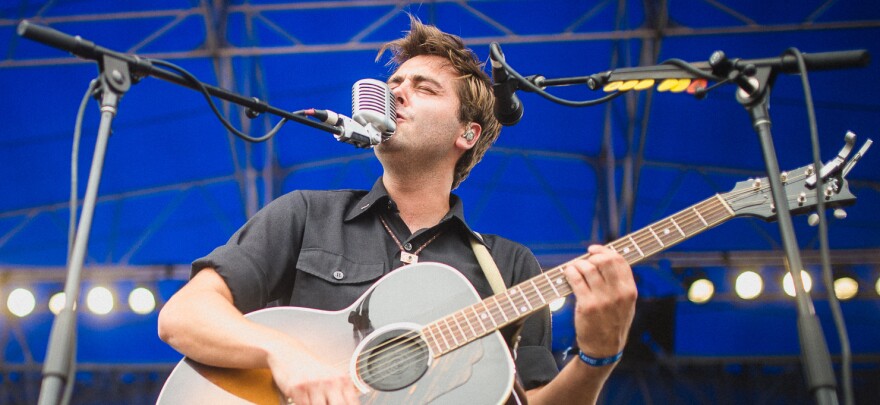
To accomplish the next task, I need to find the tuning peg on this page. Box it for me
[808,209,847,226]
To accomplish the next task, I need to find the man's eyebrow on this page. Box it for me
[387,74,443,88]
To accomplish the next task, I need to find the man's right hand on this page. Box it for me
[159,269,362,405]
[267,345,361,405]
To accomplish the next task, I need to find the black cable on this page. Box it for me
[659,58,724,82]
[63,76,97,405]
[786,47,853,405]
[147,58,307,143]
[489,44,624,107]
[69,79,98,264]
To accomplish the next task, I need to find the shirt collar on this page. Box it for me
[345,178,391,222]
[345,178,489,248]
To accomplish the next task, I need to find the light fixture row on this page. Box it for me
[687,271,877,304]
[5,286,157,318]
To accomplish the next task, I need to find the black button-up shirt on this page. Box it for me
[193,178,559,389]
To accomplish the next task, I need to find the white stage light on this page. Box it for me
[833,277,859,300]
[735,271,763,300]
[548,297,566,312]
[7,288,36,318]
[86,286,114,315]
[128,287,156,314]
[688,279,715,304]
[782,271,813,297]
[48,292,66,315]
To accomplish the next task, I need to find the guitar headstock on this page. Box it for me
[723,134,871,221]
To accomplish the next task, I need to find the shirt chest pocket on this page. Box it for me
[292,248,386,311]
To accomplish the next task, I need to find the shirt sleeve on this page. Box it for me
[191,191,305,313]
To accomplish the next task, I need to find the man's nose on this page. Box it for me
[391,84,407,107]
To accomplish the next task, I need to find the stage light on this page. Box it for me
[549,297,566,312]
[86,286,114,315]
[782,271,813,297]
[7,288,36,318]
[128,287,156,314]
[833,277,859,300]
[875,277,880,296]
[687,279,715,304]
[735,271,763,300]
[49,292,66,315]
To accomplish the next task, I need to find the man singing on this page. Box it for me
[159,16,636,405]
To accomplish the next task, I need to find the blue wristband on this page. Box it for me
[578,350,623,367]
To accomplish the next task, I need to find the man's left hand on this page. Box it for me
[562,244,638,360]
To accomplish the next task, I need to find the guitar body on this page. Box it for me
[157,262,515,405]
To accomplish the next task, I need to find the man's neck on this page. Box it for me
[382,173,453,233]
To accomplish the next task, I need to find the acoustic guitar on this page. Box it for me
[157,137,868,404]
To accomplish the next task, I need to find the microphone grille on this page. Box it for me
[352,79,396,135]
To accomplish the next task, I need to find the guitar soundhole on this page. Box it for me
[356,327,429,392]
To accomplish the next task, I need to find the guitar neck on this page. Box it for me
[421,194,736,357]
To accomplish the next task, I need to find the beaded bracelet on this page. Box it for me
[578,350,623,367]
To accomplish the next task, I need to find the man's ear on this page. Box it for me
[456,122,481,150]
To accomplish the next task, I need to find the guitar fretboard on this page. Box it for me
[420,194,735,357]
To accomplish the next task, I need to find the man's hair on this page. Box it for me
[377,15,501,189]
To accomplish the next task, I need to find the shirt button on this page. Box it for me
[403,242,413,251]
[333,270,344,280]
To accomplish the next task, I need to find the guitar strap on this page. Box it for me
[469,233,528,355]
[470,233,530,405]
[469,233,507,294]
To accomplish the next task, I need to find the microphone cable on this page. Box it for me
[148,58,303,143]
[488,43,623,108]
[787,47,853,405]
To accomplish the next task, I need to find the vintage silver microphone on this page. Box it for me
[312,79,396,148]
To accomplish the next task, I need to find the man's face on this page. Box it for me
[376,55,466,163]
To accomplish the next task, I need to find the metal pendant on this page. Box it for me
[400,251,419,264]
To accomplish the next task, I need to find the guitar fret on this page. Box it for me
[661,219,684,245]
[715,194,735,216]
[670,217,686,237]
[693,207,708,227]
[471,306,488,332]
[480,301,499,327]
[423,326,440,353]
[462,308,477,337]
[437,321,452,350]
[452,313,468,342]
[530,279,547,305]
[628,235,644,257]
[492,296,510,322]
[649,227,664,247]
[504,290,521,317]
[517,286,534,313]
[544,272,561,297]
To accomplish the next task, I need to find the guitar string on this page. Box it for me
[343,172,821,386]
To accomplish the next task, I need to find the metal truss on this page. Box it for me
[2,0,879,67]
[2,0,879,255]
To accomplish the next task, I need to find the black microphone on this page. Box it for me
[311,79,396,148]
[490,43,524,126]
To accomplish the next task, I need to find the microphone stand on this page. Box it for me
[735,65,838,405]
[14,20,342,405]
[501,48,868,404]
[37,53,130,405]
